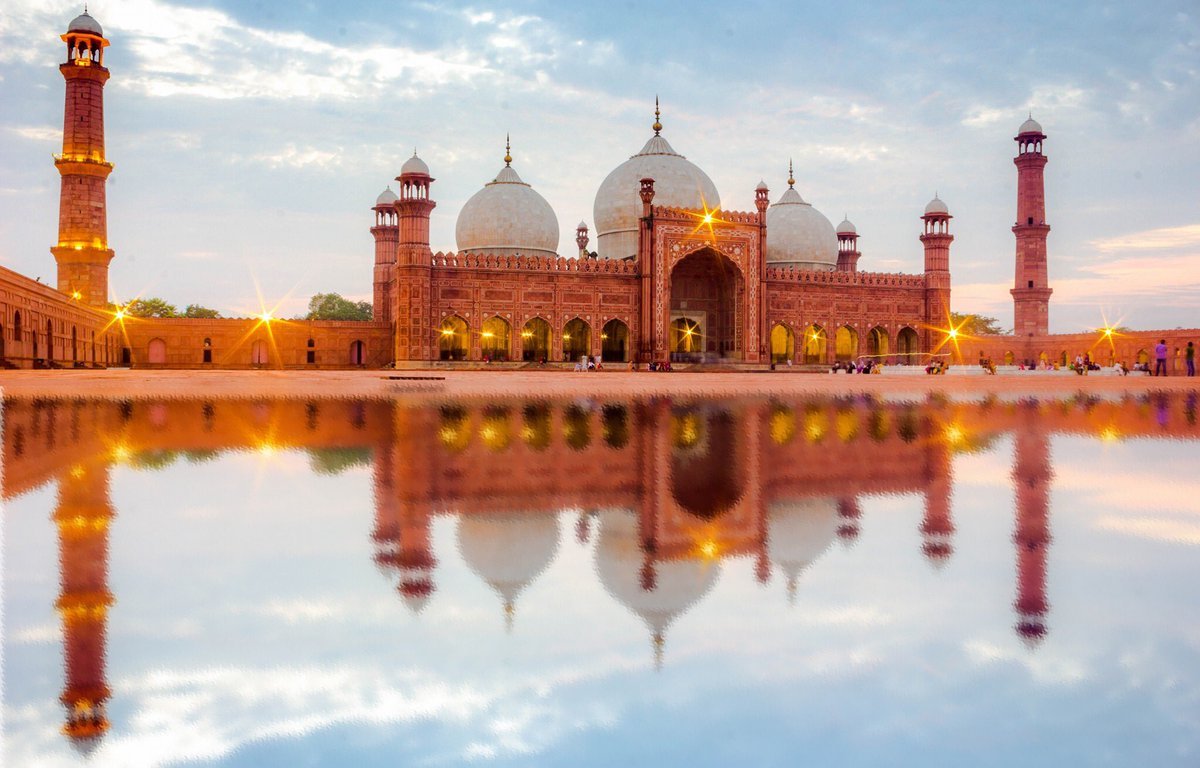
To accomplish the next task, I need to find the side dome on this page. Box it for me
[400,151,430,176]
[836,217,857,235]
[455,144,559,257]
[592,106,720,260]
[767,498,839,603]
[67,11,103,36]
[924,195,949,215]
[457,511,561,627]
[765,166,837,270]
[1018,115,1043,135]
[375,186,398,206]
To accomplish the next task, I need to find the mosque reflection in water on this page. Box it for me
[2,390,1197,753]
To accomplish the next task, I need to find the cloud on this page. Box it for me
[247,144,343,171]
[1095,516,1200,545]
[1090,224,1200,252]
[7,125,60,141]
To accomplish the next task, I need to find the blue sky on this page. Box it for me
[0,0,1197,331]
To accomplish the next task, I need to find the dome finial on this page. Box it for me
[652,96,662,136]
[504,134,512,166]
[787,158,795,188]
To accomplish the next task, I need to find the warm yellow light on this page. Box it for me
[943,425,965,445]
[1102,327,1113,337]
[481,331,493,338]
[110,443,131,463]
[521,331,533,339]
[703,212,713,225]
[947,328,958,339]
[70,465,86,479]
[259,311,273,323]
[441,328,455,336]
[1100,426,1120,443]
[114,308,126,320]
[563,333,571,340]
[71,290,82,300]
[258,442,277,457]
[699,540,719,559]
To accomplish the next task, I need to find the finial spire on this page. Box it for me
[787,158,795,188]
[413,147,417,157]
[652,96,662,136]
[504,134,512,166]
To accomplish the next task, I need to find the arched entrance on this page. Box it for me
[669,248,742,361]
[835,325,858,362]
[481,316,510,361]
[438,315,468,361]
[802,324,826,364]
[1004,351,1015,365]
[350,340,366,365]
[148,338,167,364]
[770,323,794,364]
[868,326,889,360]
[897,327,920,365]
[670,407,742,519]
[601,319,630,362]
[250,339,268,366]
[521,317,551,362]
[46,319,54,362]
[563,318,590,363]
[71,326,78,363]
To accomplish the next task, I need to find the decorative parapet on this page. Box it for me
[765,266,926,289]
[652,206,761,225]
[430,251,639,275]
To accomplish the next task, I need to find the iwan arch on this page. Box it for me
[1,10,1195,371]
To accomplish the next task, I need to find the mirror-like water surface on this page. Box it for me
[3,392,1199,766]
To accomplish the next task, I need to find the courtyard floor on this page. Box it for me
[0,368,1195,402]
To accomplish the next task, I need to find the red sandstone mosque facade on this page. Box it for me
[0,11,1195,371]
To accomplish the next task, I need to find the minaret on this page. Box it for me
[371,185,399,323]
[836,215,860,273]
[1012,405,1052,647]
[575,221,589,258]
[920,437,954,568]
[1011,116,1052,337]
[51,10,114,308]
[54,462,115,753]
[393,151,436,361]
[920,195,953,354]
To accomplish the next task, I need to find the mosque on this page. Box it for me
[0,9,1194,369]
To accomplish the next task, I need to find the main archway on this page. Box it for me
[669,248,742,361]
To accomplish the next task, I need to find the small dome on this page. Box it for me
[765,179,837,270]
[375,186,398,206]
[1018,115,1043,135]
[400,152,430,176]
[457,511,561,618]
[593,108,720,259]
[924,195,949,215]
[456,153,560,257]
[836,217,857,235]
[755,180,769,191]
[577,220,588,230]
[67,11,103,36]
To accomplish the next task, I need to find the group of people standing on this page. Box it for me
[1154,339,1196,377]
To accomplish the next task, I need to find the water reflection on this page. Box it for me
[3,391,1199,763]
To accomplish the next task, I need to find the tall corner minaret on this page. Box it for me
[54,462,115,753]
[371,186,399,323]
[1012,404,1052,648]
[920,195,953,351]
[51,10,114,308]
[1011,116,1052,337]
[393,151,436,361]
[836,215,860,273]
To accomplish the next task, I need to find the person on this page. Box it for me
[1187,341,1195,377]
[1155,339,1168,376]
[594,355,604,371]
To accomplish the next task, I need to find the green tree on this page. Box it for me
[305,293,373,321]
[182,304,222,318]
[949,311,1007,336]
[125,297,179,318]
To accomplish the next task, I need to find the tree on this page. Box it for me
[182,304,222,319]
[125,297,178,318]
[305,293,373,321]
[949,311,1007,336]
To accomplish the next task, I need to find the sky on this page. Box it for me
[0,0,1197,331]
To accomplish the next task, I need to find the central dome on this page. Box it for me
[456,142,559,257]
[765,165,837,270]
[593,106,720,260]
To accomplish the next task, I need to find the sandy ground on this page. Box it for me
[0,368,1196,402]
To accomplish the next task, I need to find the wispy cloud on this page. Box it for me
[1090,223,1200,252]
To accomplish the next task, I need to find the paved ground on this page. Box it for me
[0,368,1196,402]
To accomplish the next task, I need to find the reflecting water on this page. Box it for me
[3,391,1199,766]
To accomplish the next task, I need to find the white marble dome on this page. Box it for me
[68,11,103,36]
[375,186,398,206]
[836,217,857,235]
[765,175,837,270]
[924,195,949,215]
[456,156,559,257]
[594,509,720,658]
[593,116,720,260]
[1018,116,1044,135]
[457,511,562,620]
[400,151,430,176]
[767,498,839,602]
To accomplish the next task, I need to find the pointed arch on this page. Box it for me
[770,323,795,364]
[521,317,551,362]
[481,316,511,361]
[563,317,591,362]
[835,325,858,362]
[802,324,826,364]
[601,318,630,362]
[438,315,469,361]
[896,327,920,365]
